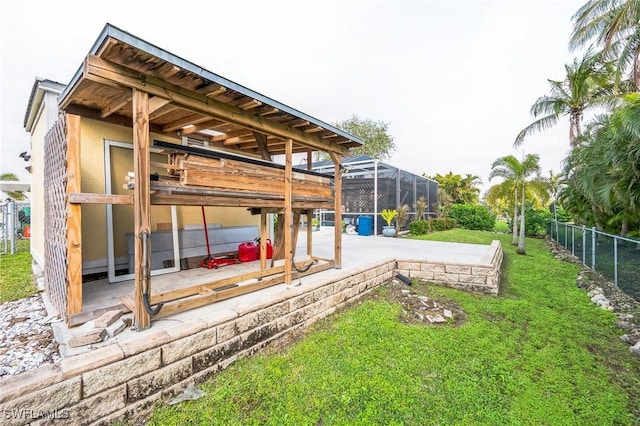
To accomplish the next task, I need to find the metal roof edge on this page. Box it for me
[24,78,65,131]
[58,23,364,146]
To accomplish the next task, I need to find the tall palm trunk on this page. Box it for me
[512,188,518,246]
[621,219,629,237]
[517,182,526,255]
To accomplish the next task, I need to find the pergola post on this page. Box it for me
[133,89,151,330]
[284,139,293,284]
[260,210,268,270]
[306,150,313,257]
[66,114,82,320]
[330,152,342,268]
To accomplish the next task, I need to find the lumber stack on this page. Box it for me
[173,154,332,199]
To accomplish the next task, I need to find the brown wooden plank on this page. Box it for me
[133,89,151,330]
[100,94,131,118]
[81,55,351,155]
[149,265,285,304]
[306,150,313,257]
[253,131,271,161]
[260,211,268,270]
[330,152,342,268]
[150,193,319,209]
[66,114,83,320]
[68,192,133,205]
[148,96,172,114]
[284,139,293,285]
[154,261,334,318]
[181,170,331,199]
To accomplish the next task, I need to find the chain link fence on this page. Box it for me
[1,200,31,255]
[548,220,640,302]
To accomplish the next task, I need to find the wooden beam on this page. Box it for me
[180,118,226,136]
[221,136,253,146]
[162,114,211,133]
[284,139,293,285]
[149,103,177,121]
[133,89,151,330]
[148,96,172,114]
[253,131,271,161]
[66,114,82,320]
[306,150,313,257]
[82,55,350,155]
[260,211,268,270]
[151,261,334,318]
[330,152,342,268]
[100,94,131,118]
[237,99,262,110]
[258,106,279,116]
[68,192,133,205]
[198,83,227,97]
[288,119,310,128]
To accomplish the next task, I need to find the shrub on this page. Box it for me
[430,217,456,231]
[447,204,495,231]
[408,220,430,235]
[526,204,552,236]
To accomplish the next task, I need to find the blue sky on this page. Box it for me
[1,0,584,195]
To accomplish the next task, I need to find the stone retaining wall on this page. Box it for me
[396,240,503,294]
[0,241,503,425]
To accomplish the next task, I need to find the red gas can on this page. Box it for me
[238,241,259,262]
[238,239,273,262]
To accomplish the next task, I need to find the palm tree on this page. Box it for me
[547,170,564,235]
[489,154,542,254]
[514,50,615,148]
[460,174,482,204]
[570,0,640,88]
[429,172,481,205]
[0,172,27,201]
[562,94,640,235]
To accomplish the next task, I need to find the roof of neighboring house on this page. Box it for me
[58,23,363,157]
[23,78,66,132]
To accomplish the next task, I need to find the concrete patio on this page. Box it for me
[48,227,501,357]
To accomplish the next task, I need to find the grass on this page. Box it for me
[493,219,509,233]
[0,239,37,302]
[149,230,640,425]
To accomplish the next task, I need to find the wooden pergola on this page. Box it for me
[58,24,362,330]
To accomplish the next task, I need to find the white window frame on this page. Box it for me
[104,139,180,283]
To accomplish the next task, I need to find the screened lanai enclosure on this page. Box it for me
[312,156,438,235]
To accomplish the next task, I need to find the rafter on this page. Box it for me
[180,118,227,136]
[198,82,227,98]
[162,114,212,133]
[100,93,131,118]
[149,103,178,120]
[149,96,171,114]
[79,55,350,155]
[237,99,262,110]
[258,106,279,116]
[253,131,271,161]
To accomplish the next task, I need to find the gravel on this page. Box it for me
[0,295,60,377]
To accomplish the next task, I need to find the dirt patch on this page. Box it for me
[379,279,468,326]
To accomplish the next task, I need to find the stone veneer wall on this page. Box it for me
[0,241,502,425]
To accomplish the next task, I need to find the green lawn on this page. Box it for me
[0,239,37,302]
[493,219,509,233]
[149,230,640,425]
